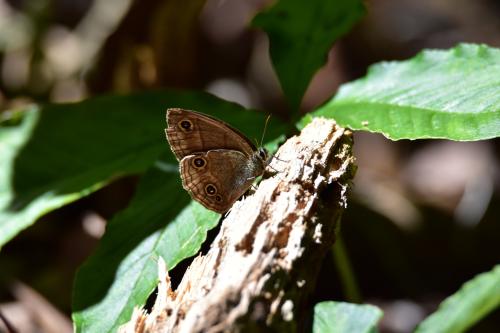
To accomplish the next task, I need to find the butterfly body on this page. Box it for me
[166,108,268,213]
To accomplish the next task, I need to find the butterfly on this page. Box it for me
[165,108,269,213]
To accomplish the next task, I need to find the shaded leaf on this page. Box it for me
[0,90,286,248]
[302,44,500,140]
[415,264,500,333]
[314,301,383,333]
[72,158,220,333]
[253,0,365,114]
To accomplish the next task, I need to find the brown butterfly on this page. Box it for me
[165,108,269,213]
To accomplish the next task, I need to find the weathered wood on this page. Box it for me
[120,118,356,333]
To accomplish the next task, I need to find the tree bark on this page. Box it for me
[121,118,356,333]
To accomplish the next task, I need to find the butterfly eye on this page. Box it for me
[215,195,222,202]
[205,184,217,196]
[178,119,193,132]
[192,157,206,168]
[259,149,267,160]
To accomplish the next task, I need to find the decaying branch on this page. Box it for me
[121,118,356,333]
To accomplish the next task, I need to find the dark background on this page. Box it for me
[0,0,499,332]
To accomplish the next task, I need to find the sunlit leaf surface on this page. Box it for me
[415,265,500,333]
[314,301,383,333]
[303,44,500,140]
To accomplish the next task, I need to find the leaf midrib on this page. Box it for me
[327,100,500,115]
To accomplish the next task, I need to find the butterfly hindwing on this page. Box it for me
[179,150,260,213]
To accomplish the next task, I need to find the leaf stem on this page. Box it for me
[331,233,362,303]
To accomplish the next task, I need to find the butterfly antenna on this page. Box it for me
[260,114,271,147]
[253,137,259,148]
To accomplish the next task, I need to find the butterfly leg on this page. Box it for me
[270,154,287,163]
[267,154,287,173]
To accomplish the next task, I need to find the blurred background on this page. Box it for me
[0,0,499,332]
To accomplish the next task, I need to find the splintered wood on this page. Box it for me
[120,118,356,333]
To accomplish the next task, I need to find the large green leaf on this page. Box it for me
[313,301,383,333]
[72,156,220,333]
[415,264,500,333]
[253,0,365,114]
[0,90,285,248]
[302,44,500,140]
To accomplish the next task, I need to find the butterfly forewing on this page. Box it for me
[166,108,256,160]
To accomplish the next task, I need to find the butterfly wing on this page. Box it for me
[179,150,262,213]
[166,108,257,161]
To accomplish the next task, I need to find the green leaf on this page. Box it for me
[72,158,220,333]
[415,264,500,333]
[0,90,286,249]
[313,301,383,333]
[1,108,39,249]
[253,0,365,114]
[302,43,500,140]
